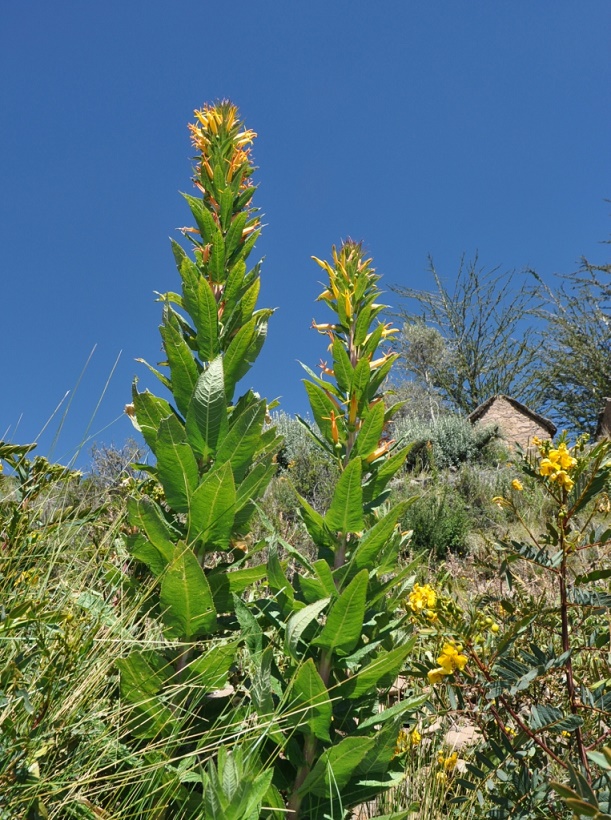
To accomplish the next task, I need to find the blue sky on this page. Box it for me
[1,1,609,467]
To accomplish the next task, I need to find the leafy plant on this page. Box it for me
[414,434,611,818]
[230,242,425,818]
[120,101,283,813]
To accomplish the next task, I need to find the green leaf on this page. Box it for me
[234,460,276,530]
[267,545,296,614]
[160,544,217,639]
[156,415,198,513]
[118,650,172,702]
[160,306,199,417]
[304,380,344,446]
[208,564,267,613]
[285,598,331,660]
[224,211,248,259]
[332,338,353,394]
[223,317,267,401]
[325,459,364,534]
[340,642,414,699]
[128,497,177,566]
[357,694,428,731]
[351,358,371,401]
[285,658,333,742]
[180,260,219,361]
[216,399,266,482]
[312,569,368,655]
[188,462,236,550]
[298,495,335,547]
[186,356,228,459]
[354,401,385,459]
[131,384,174,453]
[219,187,234,231]
[185,642,237,691]
[298,736,374,797]
[352,503,408,571]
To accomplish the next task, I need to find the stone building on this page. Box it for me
[596,398,611,440]
[468,394,556,451]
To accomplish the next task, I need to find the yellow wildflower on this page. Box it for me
[437,643,468,675]
[410,728,422,747]
[438,751,458,771]
[511,479,523,491]
[552,470,574,491]
[539,458,557,477]
[427,667,446,685]
[408,583,437,614]
[394,728,410,756]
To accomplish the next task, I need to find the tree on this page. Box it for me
[529,248,611,434]
[391,254,540,415]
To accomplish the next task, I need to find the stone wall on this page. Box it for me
[474,396,551,450]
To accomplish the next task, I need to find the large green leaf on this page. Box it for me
[324,459,364,534]
[332,338,353,395]
[304,381,343,446]
[285,598,331,660]
[131,384,173,453]
[118,650,172,702]
[354,401,385,459]
[127,497,177,568]
[298,495,335,547]
[208,564,267,613]
[160,544,217,639]
[340,641,414,699]
[352,503,410,570]
[285,658,333,742]
[186,356,228,459]
[185,641,238,691]
[188,462,236,550]
[299,736,374,797]
[216,399,266,482]
[117,651,175,739]
[156,415,198,513]
[160,307,199,417]
[223,317,268,401]
[312,569,368,656]
[180,259,219,362]
[130,498,178,554]
[233,460,276,530]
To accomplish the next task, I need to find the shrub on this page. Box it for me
[393,414,501,471]
[402,486,473,559]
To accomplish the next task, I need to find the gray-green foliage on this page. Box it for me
[393,413,501,471]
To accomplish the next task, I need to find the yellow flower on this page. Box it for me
[410,728,422,747]
[539,458,557,477]
[394,728,410,755]
[437,643,468,675]
[550,443,578,471]
[408,583,437,614]
[553,470,574,491]
[511,479,523,491]
[427,667,447,685]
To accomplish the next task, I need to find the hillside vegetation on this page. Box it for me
[1,102,610,820]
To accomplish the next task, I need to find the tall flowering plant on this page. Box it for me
[240,243,424,818]
[120,102,282,763]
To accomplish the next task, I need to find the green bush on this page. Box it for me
[402,485,473,558]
